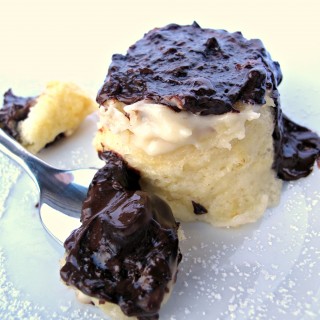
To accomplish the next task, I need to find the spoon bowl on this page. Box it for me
[0,129,97,244]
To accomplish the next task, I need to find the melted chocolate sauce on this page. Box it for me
[97,22,319,181]
[60,151,181,320]
[0,89,37,140]
[97,22,282,115]
[273,108,320,180]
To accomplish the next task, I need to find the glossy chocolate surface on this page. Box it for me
[97,22,319,180]
[273,109,320,180]
[97,22,282,115]
[0,89,36,140]
[60,151,181,320]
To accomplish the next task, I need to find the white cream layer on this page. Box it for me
[98,99,263,156]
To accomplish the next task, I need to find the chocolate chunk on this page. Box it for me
[60,151,181,320]
[0,89,37,140]
[192,201,208,215]
[97,23,282,115]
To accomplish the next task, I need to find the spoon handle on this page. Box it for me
[0,129,51,187]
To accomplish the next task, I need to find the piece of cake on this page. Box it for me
[0,81,97,153]
[94,22,320,227]
[60,151,182,320]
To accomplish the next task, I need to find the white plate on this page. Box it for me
[1,120,320,320]
[1,2,320,319]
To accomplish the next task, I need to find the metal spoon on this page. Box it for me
[0,129,97,245]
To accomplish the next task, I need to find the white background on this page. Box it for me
[0,0,320,116]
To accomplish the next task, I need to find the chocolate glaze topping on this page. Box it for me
[60,151,181,320]
[0,89,37,140]
[97,22,319,181]
[97,22,282,115]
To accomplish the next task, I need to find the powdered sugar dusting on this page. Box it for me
[161,171,320,319]
[0,153,21,218]
[0,248,107,320]
[0,116,106,320]
[1,127,320,319]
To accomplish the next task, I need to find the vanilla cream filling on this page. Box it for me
[95,94,280,227]
[98,98,272,156]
